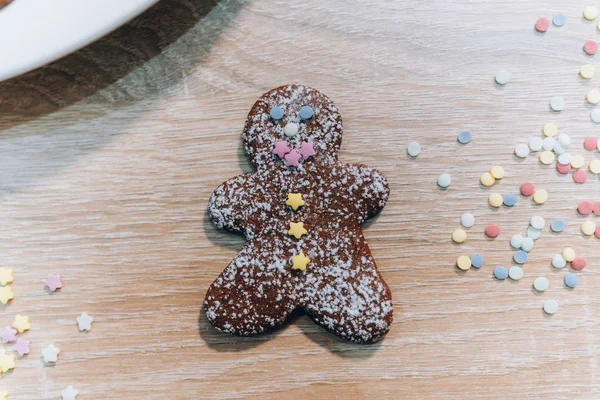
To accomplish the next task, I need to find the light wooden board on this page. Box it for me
[1,0,600,398]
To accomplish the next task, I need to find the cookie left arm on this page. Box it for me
[208,174,255,235]
[344,164,390,221]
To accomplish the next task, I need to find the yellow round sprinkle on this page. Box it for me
[563,247,576,262]
[488,193,503,208]
[590,159,600,174]
[452,229,467,243]
[581,64,596,79]
[585,6,599,20]
[571,155,585,169]
[533,189,548,204]
[542,123,558,137]
[587,89,600,104]
[456,255,471,271]
[480,172,496,187]
[598,21,600,30]
[539,151,555,165]
[582,220,596,236]
[490,166,505,179]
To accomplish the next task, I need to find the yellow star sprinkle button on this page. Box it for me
[12,314,30,333]
[291,252,310,271]
[285,193,305,211]
[0,287,13,305]
[0,354,14,373]
[288,222,308,239]
[0,269,13,286]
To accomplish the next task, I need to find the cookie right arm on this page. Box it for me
[208,174,254,235]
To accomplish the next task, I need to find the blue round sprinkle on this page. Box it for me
[564,273,578,288]
[513,250,528,264]
[471,253,484,268]
[503,193,517,207]
[551,219,565,233]
[457,130,472,144]
[494,266,508,280]
[299,106,314,120]
[553,13,566,27]
[269,106,284,121]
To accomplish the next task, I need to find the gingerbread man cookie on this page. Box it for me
[205,85,392,343]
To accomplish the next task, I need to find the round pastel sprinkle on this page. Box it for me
[510,234,524,249]
[503,193,517,207]
[515,143,530,158]
[527,226,541,240]
[557,153,572,165]
[530,216,545,230]
[595,202,600,215]
[572,155,585,169]
[529,137,543,152]
[514,250,528,264]
[521,237,534,252]
[563,247,576,262]
[589,160,600,174]
[558,133,571,146]
[480,172,496,187]
[452,229,467,243]
[542,123,557,137]
[587,89,600,104]
[520,182,534,197]
[509,266,524,281]
[542,137,556,151]
[495,70,510,85]
[543,299,558,315]
[584,137,598,151]
[551,219,565,232]
[494,266,509,280]
[535,17,550,32]
[584,6,599,20]
[437,173,451,189]
[299,106,314,120]
[552,254,567,269]
[591,108,600,123]
[578,201,594,215]
[283,122,299,137]
[553,13,566,26]
[539,150,555,165]
[460,213,475,228]
[572,257,587,271]
[456,255,471,271]
[488,193,503,208]
[596,225,600,239]
[457,130,472,144]
[581,220,596,236]
[534,277,549,292]
[533,189,548,204]
[580,64,596,79]
[490,166,505,179]
[553,141,567,155]
[485,224,500,238]
[269,106,284,121]
[550,96,564,111]
[556,162,571,174]
[471,253,484,269]
[407,142,421,157]
[564,273,578,288]
[573,169,588,184]
[584,40,598,55]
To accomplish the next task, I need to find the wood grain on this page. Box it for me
[1,0,600,398]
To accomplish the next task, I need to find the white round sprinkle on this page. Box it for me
[407,142,421,157]
[550,96,565,112]
[553,141,567,155]
[534,277,549,292]
[551,254,567,269]
[284,123,299,137]
[437,173,451,188]
[521,237,534,252]
[508,266,524,280]
[531,216,546,230]
[543,299,558,315]
[528,137,543,152]
[542,137,556,151]
[460,213,475,228]
[527,226,542,240]
[558,133,571,147]
[510,234,524,249]
[591,108,600,123]
[495,70,510,85]
[557,153,572,165]
[515,143,530,158]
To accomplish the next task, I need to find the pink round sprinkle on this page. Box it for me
[485,224,500,238]
[595,225,600,239]
[535,17,550,32]
[556,162,571,174]
[584,136,598,151]
[593,202,600,216]
[584,40,598,55]
[572,257,586,271]
[520,182,535,196]
[573,169,588,184]
[578,201,594,215]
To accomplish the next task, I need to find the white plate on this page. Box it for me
[0,0,159,81]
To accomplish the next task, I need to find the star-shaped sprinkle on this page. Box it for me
[0,327,17,344]
[291,252,311,271]
[0,287,13,305]
[76,312,93,331]
[42,344,60,364]
[299,141,315,160]
[284,150,302,167]
[0,390,7,400]
[12,315,29,333]
[285,193,305,211]
[0,353,15,373]
[14,338,30,357]
[61,385,79,400]
[0,269,13,286]
[272,141,291,158]
[45,274,62,292]
[288,222,308,239]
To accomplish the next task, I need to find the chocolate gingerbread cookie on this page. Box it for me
[205,85,392,343]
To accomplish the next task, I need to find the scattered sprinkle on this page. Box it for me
[584,6,599,21]
[61,385,79,400]
[529,137,543,151]
[531,216,546,230]
[0,269,12,286]
[42,344,60,364]
[543,123,558,137]
[550,96,565,111]
[551,219,565,232]
[558,133,572,146]
[471,253,484,269]
[495,70,510,85]
[0,353,15,373]
[77,312,93,331]
[12,315,30,333]
[488,193,503,208]
[596,225,600,238]
[0,287,13,305]
[520,182,535,196]
[571,155,585,169]
[45,274,62,292]
[552,254,567,269]
[581,220,596,236]
[584,40,599,55]
[407,142,421,157]
[521,237,535,252]
[457,131,472,144]
[452,229,467,243]
[590,160,600,174]
[573,169,588,184]
[578,201,594,215]
[535,17,551,32]
[480,172,496,187]
[539,150,555,165]
[456,255,471,271]
[565,273,579,288]
[587,89,600,104]
[543,299,558,315]
[494,266,508,280]
[563,247,576,262]
[514,250,528,264]
[553,13,566,26]
[572,257,587,271]
[584,137,598,151]
[0,327,16,344]
[509,266,524,280]
[515,143,530,158]
[503,193,517,207]
[510,234,523,249]
[437,173,451,189]
[580,64,596,79]
[490,166,505,179]
[557,153,572,165]
[534,277,549,292]
[485,224,500,238]
[460,213,475,228]
[533,189,548,204]
[591,108,600,123]
[595,202,600,215]
[556,162,571,174]
[14,337,30,357]
[543,137,556,151]
[527,226,542,240]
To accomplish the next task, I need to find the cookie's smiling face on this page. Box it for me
[242,85,343,170]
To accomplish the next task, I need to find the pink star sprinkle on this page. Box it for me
[45,274,62,292]
[14,337,30,356]
[284,150,302,167]
[299,142,315,159]
[272,141,291,158]
[0,327,17,343]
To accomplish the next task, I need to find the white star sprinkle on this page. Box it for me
[61,385,79,400]
[42,344,60,364]
[76,312,93,331]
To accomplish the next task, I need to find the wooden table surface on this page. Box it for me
[1,0,600,398]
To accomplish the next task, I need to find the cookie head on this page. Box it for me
[242,85,343,169]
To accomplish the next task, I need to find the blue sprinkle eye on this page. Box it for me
[299,106,314,120]
[269,106,284,121]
